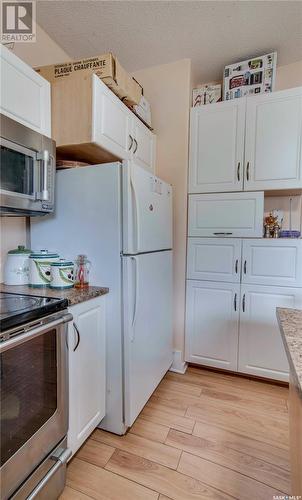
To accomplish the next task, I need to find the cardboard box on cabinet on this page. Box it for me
[35,53,142,106]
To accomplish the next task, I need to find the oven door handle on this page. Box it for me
[26,447,72,500]
[0,313,73,353]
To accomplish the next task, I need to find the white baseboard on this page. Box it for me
[169,350,188,374]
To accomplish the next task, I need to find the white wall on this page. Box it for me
[133,59,192,359]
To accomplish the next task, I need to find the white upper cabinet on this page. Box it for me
[189,99,245,193]
[54,74,155,172]
[92,75,132,160]
[242,239,302,287]
[185,280,240,371]
[189,87,302,194]
[131,115,156,173]
[188,192,264,238]
[0,45,51,136]
[187,237,241,282]
[244,87,302,191]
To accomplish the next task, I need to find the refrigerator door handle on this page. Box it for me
[130,175,139,254]
[130,256,139,342]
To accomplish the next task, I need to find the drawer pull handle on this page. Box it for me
[235,259,238,274]
[128,135,133,151]
[242,293,246,312]
[213,232,233,236]
[246,162,250,181]
[234,293,237,311]
[237,162,240,182]
[243,260,247,274]
[133,138,138,154]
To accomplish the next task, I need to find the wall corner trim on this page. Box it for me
[169,350,188,374]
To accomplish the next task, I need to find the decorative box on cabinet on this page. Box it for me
[244,87,302,191]
[68,296,106,456]
[185,280,240,370]
[52,73,156,172]
[0,45,51,137]
[187,237,241,282]
[189,98,245,194]
[188,192,264,238]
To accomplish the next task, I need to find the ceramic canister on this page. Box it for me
[29,250,60,287]
[50,259,74,289]
[4,245,31,285]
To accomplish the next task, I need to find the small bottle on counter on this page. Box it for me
[74,254,91,289]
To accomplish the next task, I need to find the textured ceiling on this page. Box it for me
[36,0,302,83]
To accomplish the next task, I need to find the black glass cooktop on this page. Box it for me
[0,292,68,332]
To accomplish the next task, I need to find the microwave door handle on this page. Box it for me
[36,150,51,201]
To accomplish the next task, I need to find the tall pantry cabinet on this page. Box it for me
[185,86,302,382]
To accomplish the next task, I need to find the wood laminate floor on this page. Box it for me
[60,367,290,500]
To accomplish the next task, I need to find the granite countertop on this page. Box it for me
[277,307,302,397]
[1,283,109,306]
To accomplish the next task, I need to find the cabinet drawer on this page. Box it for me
[187,238,241,282]
[242,239,302,287]
[188,192,264,238]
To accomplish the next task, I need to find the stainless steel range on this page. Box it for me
[0,292,72,499]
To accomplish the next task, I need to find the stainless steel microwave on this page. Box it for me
[0,114,56,216]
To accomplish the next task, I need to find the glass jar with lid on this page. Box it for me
[74,255,91,288]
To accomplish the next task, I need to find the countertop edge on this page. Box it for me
[277,307,302,398]
[0,284,109,306]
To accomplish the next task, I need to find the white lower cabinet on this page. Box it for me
[68,296,106,456]
[185,236,302,381]
[185,280,240,371]
[238,285,302,381]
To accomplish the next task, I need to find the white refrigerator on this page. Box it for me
[31,161,173,434]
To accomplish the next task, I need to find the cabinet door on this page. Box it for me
[188,192,264,238]
[238,285,302,381]
[242,239,302,287]
[132,116,156,173]
[0,45,51,136]
[189,99,245,193]
[92,75,132,159]
[68,297,106,456]
[244,87,302,191]
[185,280,240,370]
[187,237,241,282]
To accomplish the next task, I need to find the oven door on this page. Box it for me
[0,312,71,500]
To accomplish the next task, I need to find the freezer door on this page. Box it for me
[123,251,173,427]
[123,161,173,254]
